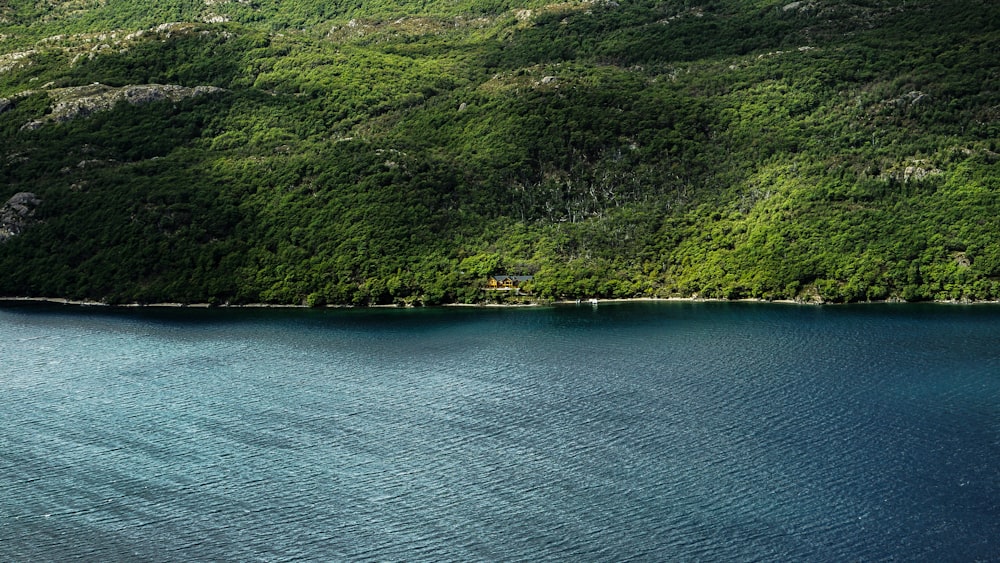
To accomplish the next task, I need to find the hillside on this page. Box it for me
[1,0,998,305]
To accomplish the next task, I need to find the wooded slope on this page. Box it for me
[1,0,997,304]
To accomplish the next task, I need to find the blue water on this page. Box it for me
[1,301,998,561]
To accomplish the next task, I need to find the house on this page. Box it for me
[486,274,534,290]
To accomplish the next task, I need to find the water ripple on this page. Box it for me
[1,303,999,560]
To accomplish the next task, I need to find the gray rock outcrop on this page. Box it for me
[0,192,42,242]
[49,83,225,122]
[20,83,225,129]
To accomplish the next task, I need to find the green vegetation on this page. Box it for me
[1,0,998,305]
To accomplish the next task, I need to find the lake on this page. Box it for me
[1,301,998,561]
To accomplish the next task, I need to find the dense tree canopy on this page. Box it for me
[1,0,998,304]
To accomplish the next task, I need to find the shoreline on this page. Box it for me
[2,295,998,310]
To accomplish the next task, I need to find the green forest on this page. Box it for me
[0,0,998,305]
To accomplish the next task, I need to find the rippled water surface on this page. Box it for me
[1,301,998,561]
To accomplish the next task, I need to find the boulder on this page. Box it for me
[0,192,42,242]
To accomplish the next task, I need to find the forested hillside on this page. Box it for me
[1,0,997,305]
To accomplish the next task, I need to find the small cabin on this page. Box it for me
[486,274,534,290]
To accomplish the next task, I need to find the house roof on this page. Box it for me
[489,274,533,282]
